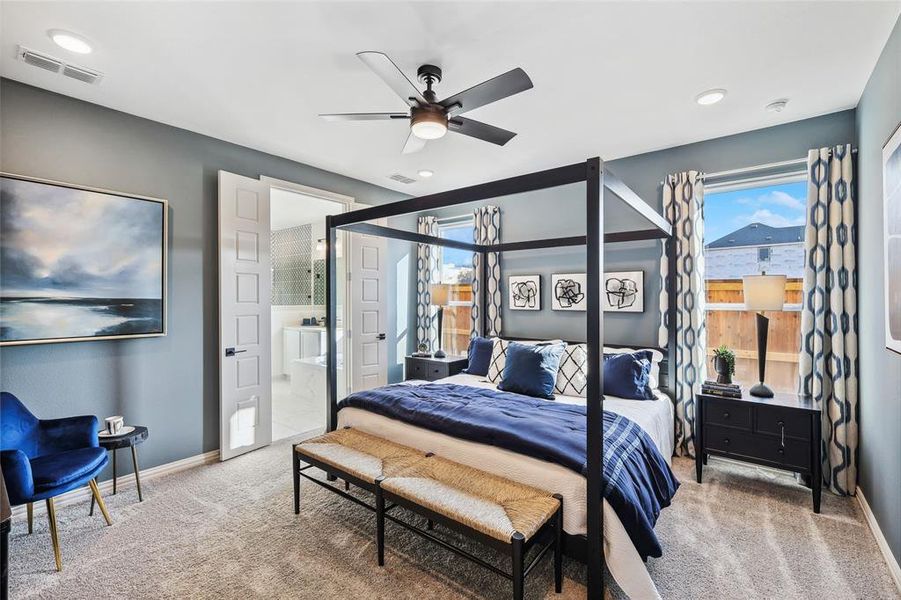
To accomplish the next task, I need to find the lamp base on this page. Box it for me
[434,349,447,359]
[750,382,774,398]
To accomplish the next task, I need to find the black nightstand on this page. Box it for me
[405,355,468,382]
[695,390,822,513]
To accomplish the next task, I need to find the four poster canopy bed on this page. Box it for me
[302,158,679,599]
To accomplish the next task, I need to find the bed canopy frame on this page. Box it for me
[324,157,675,598]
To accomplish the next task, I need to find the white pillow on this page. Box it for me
[487,338,563,383]
[604,346,664,390]
[555,344,587,397]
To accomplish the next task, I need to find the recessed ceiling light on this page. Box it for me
[48,30,92,54]
[418,169,434,178]
[765,99,789,113]
[695,89,727,106]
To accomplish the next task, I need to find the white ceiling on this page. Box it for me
[1,2,898,196]
[270,188,343,231]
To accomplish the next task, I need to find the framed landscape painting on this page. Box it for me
[884,122,901,354]
[0,174,167,346]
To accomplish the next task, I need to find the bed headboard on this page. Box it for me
[500,337,672,397]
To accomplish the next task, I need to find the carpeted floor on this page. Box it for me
[7,439,899,599]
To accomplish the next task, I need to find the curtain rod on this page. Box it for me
[658,148,858,186]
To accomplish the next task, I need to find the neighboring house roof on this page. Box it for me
[706,222,804,249]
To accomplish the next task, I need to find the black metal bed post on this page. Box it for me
[325,215,338,432]
[480,245,489,337]
[666,235,677,395]
[584,157,604,599]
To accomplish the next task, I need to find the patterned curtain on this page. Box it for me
[658,171,706,457]
[799,145,858,496]
[471,206,502,338]
[416,216,439,352]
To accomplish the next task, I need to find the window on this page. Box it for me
[437,218,475,356]
[704,178,806,393]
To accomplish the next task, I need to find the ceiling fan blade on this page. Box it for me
[448,117,516,146]
[319,112,408,121]
[402,130,427,154]
[357,51,427,108]
[439,68,533,117]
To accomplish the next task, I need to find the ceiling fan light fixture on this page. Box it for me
[410,107,448,140]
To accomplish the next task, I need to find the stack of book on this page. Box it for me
[701,380,742,399]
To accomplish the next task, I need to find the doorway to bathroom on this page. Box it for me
[267,180,349,441]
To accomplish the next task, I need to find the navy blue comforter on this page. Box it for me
[338,382,679,560]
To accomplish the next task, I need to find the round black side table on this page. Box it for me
[89,426,149,515]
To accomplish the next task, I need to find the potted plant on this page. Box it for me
[712,345,735,384]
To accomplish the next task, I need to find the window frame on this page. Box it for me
[436,215,475,306]
[704,171,806,314]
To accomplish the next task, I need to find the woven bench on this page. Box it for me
[293,428,563,600]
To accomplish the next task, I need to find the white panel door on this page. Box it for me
[219,170,271,460]
[350,224,387,393]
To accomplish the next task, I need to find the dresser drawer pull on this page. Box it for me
[779,422,785,447]
[723,438,730,446]
[723,411,730,419]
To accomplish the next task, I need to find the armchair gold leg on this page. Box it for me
[27,502,33,534]
[45,498,62,572]
[88,479,113,526]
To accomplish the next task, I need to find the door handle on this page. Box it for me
[225,347,247,357]
[377,333,387,341]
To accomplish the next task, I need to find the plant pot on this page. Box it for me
[713,356,733,385]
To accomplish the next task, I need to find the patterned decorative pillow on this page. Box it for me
[486,338,563,383]
[554,344,588,397]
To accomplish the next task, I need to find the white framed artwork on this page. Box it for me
[508,275,540,310]
[883,121,901,354]
[551,274,586,311]
[604,271,644,313]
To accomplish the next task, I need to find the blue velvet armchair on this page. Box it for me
[0,392,113,571]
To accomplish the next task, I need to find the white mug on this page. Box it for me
[105,416,124,435]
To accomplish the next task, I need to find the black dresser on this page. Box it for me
[695,390,822,513]
[404,355,468,382]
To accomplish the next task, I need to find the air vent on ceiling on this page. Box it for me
[17,47,63,73]
[62,64,103,85]
[388,173,416,185]
[16,45,103,85]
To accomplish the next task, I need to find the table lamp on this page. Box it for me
[742,273,786,398]
[430,283,450,358]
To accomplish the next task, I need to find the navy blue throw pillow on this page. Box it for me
[498,342,566,399]
[603,351,656,400]
[464,337,494,376]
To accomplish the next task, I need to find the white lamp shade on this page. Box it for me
[743,274,786,311]
[430,283,450,306]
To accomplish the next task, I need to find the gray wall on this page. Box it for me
[0,79,406,477]
[399,110,856,354]
[856,16,901,566]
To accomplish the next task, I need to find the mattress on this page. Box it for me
[337,372,675,599]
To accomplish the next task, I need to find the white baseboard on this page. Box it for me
[857,486,901,594]
[11,449,220,518]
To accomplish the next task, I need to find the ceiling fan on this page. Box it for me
[320,52,533,154]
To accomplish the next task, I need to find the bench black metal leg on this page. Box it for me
[511,532,525,600]
[426,519,434,530]
[292,445,300,515]
[375,477,385,567]
[553,494,563,593]
[345,480,350,491]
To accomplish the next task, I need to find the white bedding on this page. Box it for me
[337,373,674,599]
